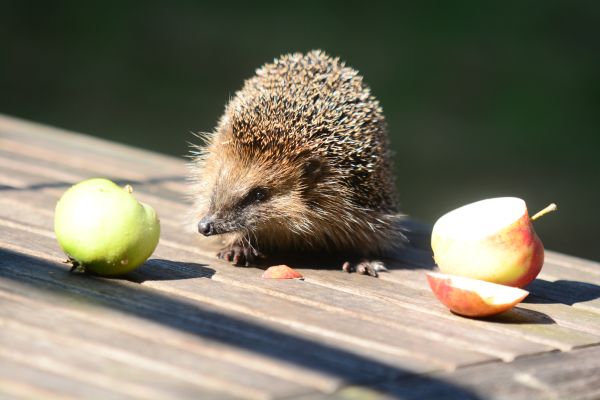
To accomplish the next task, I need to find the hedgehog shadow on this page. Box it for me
[257,218,435,272]
[259,247,435,273]
[257,218,436,270]
[385,217,435,271]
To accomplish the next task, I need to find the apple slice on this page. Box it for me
[262,265,304,280]
[432,197,556,288]
[426,272,529,317]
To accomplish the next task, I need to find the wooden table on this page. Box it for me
[1,114,599,400]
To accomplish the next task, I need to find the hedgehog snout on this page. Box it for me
[198,213,243,236]
[198,216,216,236]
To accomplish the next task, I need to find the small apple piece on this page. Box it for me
[427,272,529,317]
[262,265,304,280]
[431,197,555,288]
[54,178,160,276]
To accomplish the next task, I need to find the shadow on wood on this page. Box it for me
[218,217,436,274]
[524,279,600,305]
[128,259,215,283]
[0,247,484,399]
[479,307,556,325]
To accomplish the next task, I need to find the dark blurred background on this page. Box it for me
[1,1,599,261]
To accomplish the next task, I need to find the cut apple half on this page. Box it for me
[431,197,551,287]
[426,272,529,317]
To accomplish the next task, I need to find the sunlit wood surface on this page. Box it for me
[1,114,599,399]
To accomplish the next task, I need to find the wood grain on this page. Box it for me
[2,113,600,399]
[374,345,600,400]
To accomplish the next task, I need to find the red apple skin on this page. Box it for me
[262,265,304,280]
[432,210,544,288]
[507,225,544,288]
[426,272,529,317]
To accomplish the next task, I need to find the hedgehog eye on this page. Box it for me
[241,187,269,207]
[252,188,267,202]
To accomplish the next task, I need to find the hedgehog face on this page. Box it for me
[197,155,324,237]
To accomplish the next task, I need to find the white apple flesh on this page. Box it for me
[431,197,545,288]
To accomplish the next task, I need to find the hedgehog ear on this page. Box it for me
[302,157,324,184]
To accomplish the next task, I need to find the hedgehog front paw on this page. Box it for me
[342,260,388,277]
[217,244,263,267]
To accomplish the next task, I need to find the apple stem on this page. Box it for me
[531,203,558,221]
[124,184,133,194]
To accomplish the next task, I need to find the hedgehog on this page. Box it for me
[190,50,406,276]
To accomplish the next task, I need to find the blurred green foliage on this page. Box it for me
[1,1,599,260]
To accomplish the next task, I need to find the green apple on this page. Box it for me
[426,272,529,317]
[54,178,160,276]
[431,197,556,288]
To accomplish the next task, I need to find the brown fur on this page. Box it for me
[190,50,405,260]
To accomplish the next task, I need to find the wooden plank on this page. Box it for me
[0,136,183,182]
[2,196,599,357]
[0,248,433,389]
[139,274,494,370]
[538,264,600,286]
[303,268,600,349]
[0,117,189,195]
[0,161,195,241]
[0,114,185,173]
[527,275,600,314]
[5,155,599,318]
[4,112,600,284]
[520,298,600,337]
[371,345,600,400]
[380,264,600,336]
[0,293,316,400]
[0,206,572,359]
[5,217,596,373]
[4,113,600,398]
[204,266,551,361]
[0,155,190,213]
[0,191,192,246]
[0,220,492,372]
[0,356,126,400]
[0,280,337,395]
[3,182,600,357]
[6,134,597,293]
[0,147,187,202]
[0,322,231,400]
[0,205,576,366]
[142,257,559,362]
[0,212,575,365]
[546,250,600,275]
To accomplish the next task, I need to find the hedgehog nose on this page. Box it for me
[198,217,215,236]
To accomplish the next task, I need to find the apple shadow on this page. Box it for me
[476,307,556,325]
[522,279,600,305]
[125,259,215,283]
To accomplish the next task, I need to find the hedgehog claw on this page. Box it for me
[342,260,387,278]
[218,243,263,267]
